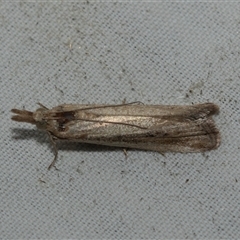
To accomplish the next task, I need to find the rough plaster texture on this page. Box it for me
[1,2,240,239]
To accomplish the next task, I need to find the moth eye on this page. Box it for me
[36,121,48,130]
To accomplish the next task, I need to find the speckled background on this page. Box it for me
[1,2,240,239]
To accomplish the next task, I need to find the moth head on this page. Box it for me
[33,108,49,130]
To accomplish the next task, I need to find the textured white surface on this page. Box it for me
[1,2,240,239]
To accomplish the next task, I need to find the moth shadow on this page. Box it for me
[11,128,122,153]
[11,128,48,144]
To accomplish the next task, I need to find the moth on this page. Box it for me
[11,102,220,169]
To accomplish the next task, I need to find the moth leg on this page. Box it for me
[158,151,166,157]
[47,132,58,170]
[123,149,128,158]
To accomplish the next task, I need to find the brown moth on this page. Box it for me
[11,102,220,169]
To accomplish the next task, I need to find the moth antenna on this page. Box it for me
[37,102,48,109]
